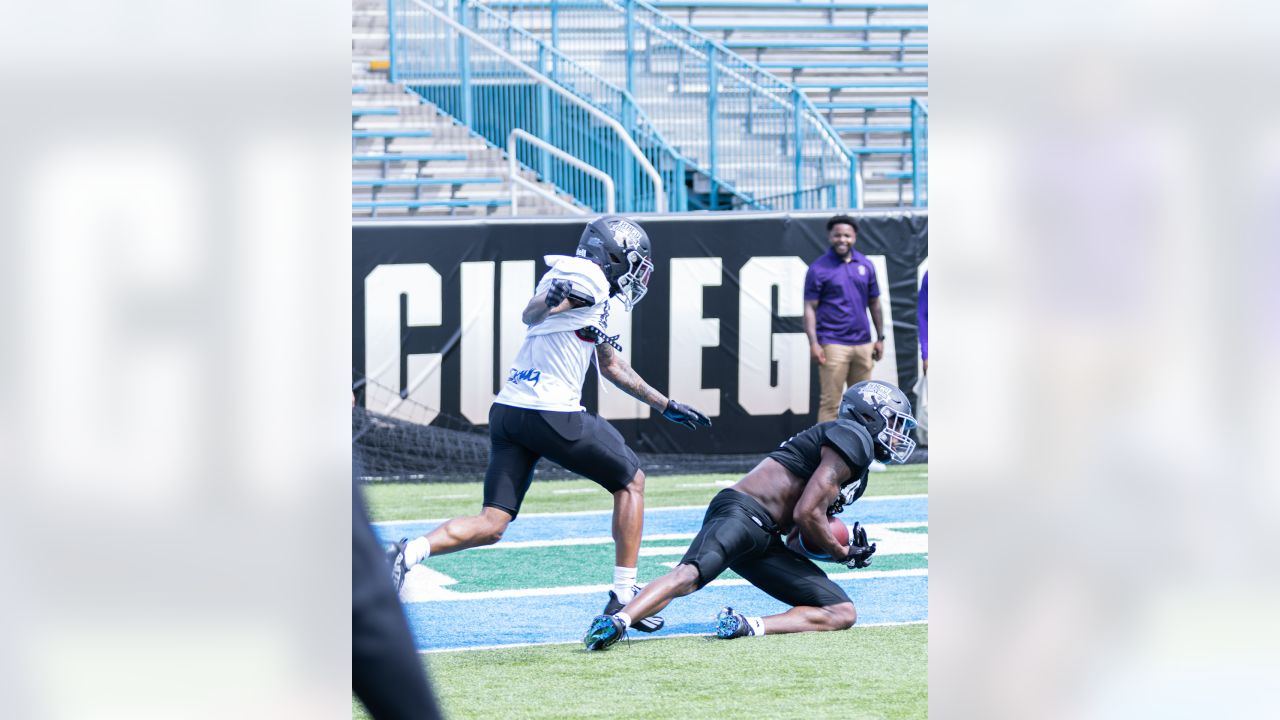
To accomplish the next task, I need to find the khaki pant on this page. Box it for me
[817,342,875,422]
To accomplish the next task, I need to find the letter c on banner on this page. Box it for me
[738,257,809,416]
[364,263,442,424]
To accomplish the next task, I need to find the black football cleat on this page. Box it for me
[603,586,664,632]
[584,615,627,651]
[715,606,754,639]
[386,537,410,593]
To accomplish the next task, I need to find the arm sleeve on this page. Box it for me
[867,260,881,299]
[804,264,822,301]
[918,272,928,360]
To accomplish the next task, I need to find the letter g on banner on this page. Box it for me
[737,257,809,416]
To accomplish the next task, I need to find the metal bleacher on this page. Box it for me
[352,0,583,218]
[648,0,928,206]
[480,0,926,208]
[354,0,926,217]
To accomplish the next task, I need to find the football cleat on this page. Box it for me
[715,607,754,639]
[386,537,410,593]
[584,615,627,651]
[603,586,664,633]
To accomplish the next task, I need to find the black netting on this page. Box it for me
[352,375,925,484]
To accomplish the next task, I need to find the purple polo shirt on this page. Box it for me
[804,247,880,346]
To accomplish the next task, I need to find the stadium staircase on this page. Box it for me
[463,0,858,211]
[655,1,929,206]
[487,0,927,207]
[352,0,581,218]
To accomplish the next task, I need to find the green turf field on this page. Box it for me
[363,464,928,520]
[356,464,927,719]
[354,622,926,720]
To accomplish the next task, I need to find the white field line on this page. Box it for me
[376,493,928,527]
[551,488,598,495]
[401,567,927,603]
[675,480,736,488]
[465,521,927,551]
[376,504,707,526]
[418,619,929,654]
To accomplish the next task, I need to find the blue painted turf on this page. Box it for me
[374,495,927,546]
[407,575,928,651]
[381,494,928,651]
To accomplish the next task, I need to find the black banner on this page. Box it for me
[354,211,927,455]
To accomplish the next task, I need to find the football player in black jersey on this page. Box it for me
[583,380,916,650]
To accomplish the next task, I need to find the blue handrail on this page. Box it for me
[480,0,861,209]
[390,0,702,212]
[910,98,927,206]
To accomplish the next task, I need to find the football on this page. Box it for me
[786,516,850,561]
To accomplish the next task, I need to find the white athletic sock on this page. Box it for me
[404,537,432,566]
[613,566,637,601]
[746,617,766,636]
[615,612,633,630]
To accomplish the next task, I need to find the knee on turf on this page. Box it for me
[822,603,857,631]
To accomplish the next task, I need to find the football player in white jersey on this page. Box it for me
[388,216,711,633]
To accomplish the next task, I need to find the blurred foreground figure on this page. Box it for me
[353,476,442,720]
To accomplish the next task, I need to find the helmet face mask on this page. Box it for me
[838,381,918,464]
[577,215,653,311]
[614,246,654,310]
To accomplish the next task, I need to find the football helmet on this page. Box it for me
[575,215,654,311]
[838,381,917,464]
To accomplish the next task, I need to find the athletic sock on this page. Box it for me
[615,612,633,630]
[613,566,638,602]
[404,537,432,566]
[746,616,766,636]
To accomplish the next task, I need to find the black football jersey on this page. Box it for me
[767,420,875,510]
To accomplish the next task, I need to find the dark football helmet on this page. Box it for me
[575,215,654,311]
[838,380,917,464]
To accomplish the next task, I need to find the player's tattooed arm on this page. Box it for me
[595,342,669,410]
[792,447,854,560]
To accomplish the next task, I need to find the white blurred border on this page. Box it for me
[933,1,1280,718]
[0,2,351,717]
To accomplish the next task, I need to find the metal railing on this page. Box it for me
[390,0,675,212]
[456,0,862,209]
[910,97,927,207]
[508,128,613,214]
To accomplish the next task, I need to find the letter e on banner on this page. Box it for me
[668,258,722,417]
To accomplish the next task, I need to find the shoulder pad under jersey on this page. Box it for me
[822,419,875,477]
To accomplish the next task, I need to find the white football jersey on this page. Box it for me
[495,255,616,412]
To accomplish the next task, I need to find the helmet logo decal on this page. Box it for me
[607,220,643,246]
[859,383,893,405]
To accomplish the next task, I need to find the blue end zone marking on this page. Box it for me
[374,496,927,545]
[405,575,928,651]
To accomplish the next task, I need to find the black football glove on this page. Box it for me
[546,279,593,308]
[661,400,711,430]
[842,522,876,569]
[545,279,573,308]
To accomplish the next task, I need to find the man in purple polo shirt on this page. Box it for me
[803,215,886,423]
